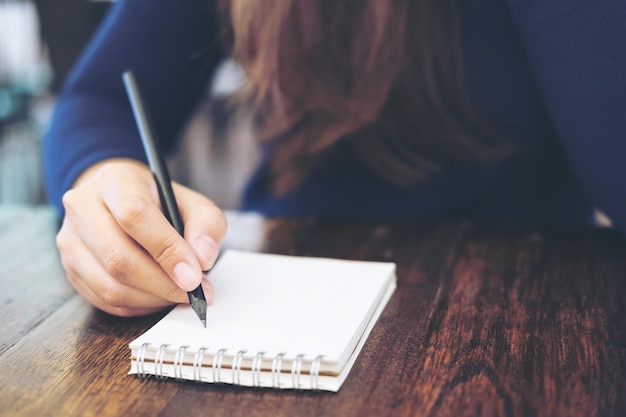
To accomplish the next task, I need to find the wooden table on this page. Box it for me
[1,205,625,417]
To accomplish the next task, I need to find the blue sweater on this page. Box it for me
[43,0,626,233]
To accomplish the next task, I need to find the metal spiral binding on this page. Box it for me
[291,354,304,389]
[136,346,324,389]
[192,347,207,383]
[212,348,227,383]
[232,350,246,385]
[271,353,285,388]
[310,355,323,390]
[137,342,150,379]
[174,345,188,380]
[155,344,169,379]
[251,351,265,387]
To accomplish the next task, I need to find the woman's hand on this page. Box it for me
[56,158,227,317]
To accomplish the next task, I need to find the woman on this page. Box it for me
[43,0,626,317]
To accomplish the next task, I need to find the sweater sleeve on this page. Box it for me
[507,0,626,233]
[42,0,224,216]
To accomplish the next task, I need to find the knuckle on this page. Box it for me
[152,234,182,267]
[61,189,80,215]
[102,283,127,308]
[114,195,152,229]
[102,247,132,283]
[55,228,71,253]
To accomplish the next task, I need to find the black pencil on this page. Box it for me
[122,70,207,327]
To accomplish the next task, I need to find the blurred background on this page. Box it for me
[0,0,257,209]
[0,0,612,228]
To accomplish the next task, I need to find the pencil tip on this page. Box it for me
[188,285,207,327]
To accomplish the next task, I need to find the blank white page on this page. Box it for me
[130,250,396,370]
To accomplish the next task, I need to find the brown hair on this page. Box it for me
[224,0,506,193]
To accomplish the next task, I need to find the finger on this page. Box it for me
[76,242,185,308]
[64,250,180,312]
[100,178,203,292]
[201,274,215,301]
[62,190,190,302]
[72,212,189,303]
[66,266,167,317]
[174,185,227,271]
[59,228,185,309]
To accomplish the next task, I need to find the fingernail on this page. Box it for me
[194,235,219,270]
[173,262,201,291]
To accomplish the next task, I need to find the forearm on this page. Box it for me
[42,0,224,217]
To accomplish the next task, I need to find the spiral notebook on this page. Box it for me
[129,250,397,391]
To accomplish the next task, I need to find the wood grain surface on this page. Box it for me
[0,206,625,417]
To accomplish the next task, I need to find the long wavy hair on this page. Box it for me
[223,0,505,193]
